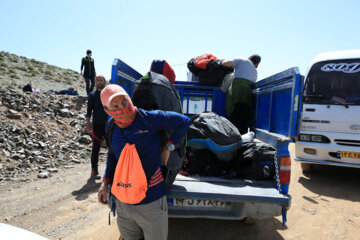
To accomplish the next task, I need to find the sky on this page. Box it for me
[1,0,360,83]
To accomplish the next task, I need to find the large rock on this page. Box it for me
[38,172,49,178]
[2,149,10,157]
[59,108,70,117]
[38,141,47,148]
[56,119,66,125]
[36,156,48,164]
[79,135,92,144]
[8,109,19,114]
[10,154,21,160]
[6,113,22,119]
[71,158,81,164]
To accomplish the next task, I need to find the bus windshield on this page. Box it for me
[304,59,360,105]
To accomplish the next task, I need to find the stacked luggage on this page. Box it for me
[187,53,233,86]
[182,112,276,181]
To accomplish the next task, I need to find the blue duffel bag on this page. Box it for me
[187,112,242,162]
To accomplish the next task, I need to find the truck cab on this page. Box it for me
[295,50,360,171]
[110,59,303,224]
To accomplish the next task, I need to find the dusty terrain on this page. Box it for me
[1,144,360,240]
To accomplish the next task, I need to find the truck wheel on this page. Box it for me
[301,163,313,172]
[243,217,260,224]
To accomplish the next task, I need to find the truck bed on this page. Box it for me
[110,59,300,222]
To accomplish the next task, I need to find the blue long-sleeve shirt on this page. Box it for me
[104,108,191,205]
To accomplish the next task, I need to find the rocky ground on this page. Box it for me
[0,86,91,182]
[0,51,94,182]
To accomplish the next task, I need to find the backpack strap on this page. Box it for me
[105,118,116,150]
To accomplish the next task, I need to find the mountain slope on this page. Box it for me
[0,51,86,95]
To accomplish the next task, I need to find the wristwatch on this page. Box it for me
[166,141,175,151]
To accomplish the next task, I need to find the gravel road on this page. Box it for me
[1,144,360,240]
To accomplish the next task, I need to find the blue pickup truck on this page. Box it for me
[110,59,303,224]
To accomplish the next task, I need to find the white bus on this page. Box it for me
[295,50,360,171]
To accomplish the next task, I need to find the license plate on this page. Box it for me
[338,151,360,159]
[168,198,231,208]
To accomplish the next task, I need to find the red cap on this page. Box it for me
[100,84,128,107]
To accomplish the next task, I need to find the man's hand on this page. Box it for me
[86,124,92,135]
[161,147,171,166]
[86,118,92,135]
[98,182,109,205]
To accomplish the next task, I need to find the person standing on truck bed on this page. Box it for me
[221,54,261,134]
[97,84,191,240]
[81,49,96,95]
[86,75,108,178]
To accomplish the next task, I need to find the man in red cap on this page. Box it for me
[98,84,191,240]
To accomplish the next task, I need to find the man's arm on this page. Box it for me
[86,117,92,134]
[86,94,93,134]
[98,179,110,204]
[221,60,233,68]
[80,58,84,74]
[92,59,96,76]
[148,111,191,145]
[98,148,117,204]
[149,111,191,166]
[102,147,117,181]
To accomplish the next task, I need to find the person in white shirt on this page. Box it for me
[221,54,261,134]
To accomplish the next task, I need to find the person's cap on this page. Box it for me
[249,54,261,64]
[100,84,128,107]
[150,60,176,84]
[86,49,92,55]
[96,75,106,81]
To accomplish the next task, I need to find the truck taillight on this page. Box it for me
[279,156,291,185]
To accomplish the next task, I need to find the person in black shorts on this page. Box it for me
[86,75,108,177]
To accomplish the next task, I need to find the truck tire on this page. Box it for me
[243,217,260,224]
[301,163,313,172]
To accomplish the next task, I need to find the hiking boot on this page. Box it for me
[91,168,100,179]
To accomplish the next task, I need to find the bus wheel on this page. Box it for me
[301,163,313,172]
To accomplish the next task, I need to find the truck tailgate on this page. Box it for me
[168,175,290,220]
[170,175,288,203]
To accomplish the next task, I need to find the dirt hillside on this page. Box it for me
[0,51,86,96]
